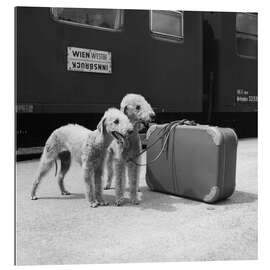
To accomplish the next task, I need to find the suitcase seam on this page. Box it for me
[219,128,226,200]
[171,128,179,194]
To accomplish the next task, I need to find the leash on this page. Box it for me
[128,119,197,166]
[54,160,58,176]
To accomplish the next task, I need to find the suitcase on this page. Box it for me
[145,121,238,203]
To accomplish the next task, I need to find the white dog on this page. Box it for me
[30,108,133,207]
[104,94,155,206]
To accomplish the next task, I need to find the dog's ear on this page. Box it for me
[97,117,106,134]
[122,105,130,116]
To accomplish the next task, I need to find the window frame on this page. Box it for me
[50,8,124,32]
[149,10,184,42]
[235,12,258,60]
[236,12,257,37]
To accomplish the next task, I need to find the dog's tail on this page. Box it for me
[54,160,58,177]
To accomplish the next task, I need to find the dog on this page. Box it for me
[104,94,155,206]
[30,108,133,207]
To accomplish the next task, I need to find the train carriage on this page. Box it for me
[203,12,257,132]
[16,7,257,154]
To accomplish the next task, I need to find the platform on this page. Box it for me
[15,138,258,265]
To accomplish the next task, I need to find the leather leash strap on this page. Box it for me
[128,119,197,166]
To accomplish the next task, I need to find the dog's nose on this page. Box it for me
[127,129,134,135]
[150,113,156,122]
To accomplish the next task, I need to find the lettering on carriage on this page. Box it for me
[236,89,257,103]
[67,47,112,74]
[71,61,109,71]
[71,51,108,61]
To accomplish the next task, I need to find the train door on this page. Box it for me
[204,12,257,114]
[203,12,257,135]
[145,11,204,115]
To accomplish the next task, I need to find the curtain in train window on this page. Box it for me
[150,10,184,39]
[236,13,257,58]
[51,8,123,30]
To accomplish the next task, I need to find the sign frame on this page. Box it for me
[67,47,112,74]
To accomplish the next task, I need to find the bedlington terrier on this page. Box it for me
[104,94,155,206]
[30,108,133,207]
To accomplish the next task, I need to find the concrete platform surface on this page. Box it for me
[16,138,258,265]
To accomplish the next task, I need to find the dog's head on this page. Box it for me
[97,108,133,144]
[120,93,155,130]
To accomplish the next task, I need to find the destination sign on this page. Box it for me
[67,47,112,74]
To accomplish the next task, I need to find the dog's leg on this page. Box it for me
[82,163,98,207]
[30,157,54,200]
[104,148,114,190]
[57,151,71,196]
[114,160,126,206]
[127,161,140,205]
[94,167,108,206]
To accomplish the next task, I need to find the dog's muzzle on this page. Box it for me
[111,131,126,144]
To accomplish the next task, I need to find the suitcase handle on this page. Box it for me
[128,119,197,166]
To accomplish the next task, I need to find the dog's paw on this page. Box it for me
[130,198,140,205]
[114,198,125,207]
[89,201,99,208]
[98,200,109,206]
[31,195,38,200]
[61,191,71,195]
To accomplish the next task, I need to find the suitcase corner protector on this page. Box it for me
[203,186,220,203]
[206,128,223,146]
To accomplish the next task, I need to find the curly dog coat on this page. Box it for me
[30,108,133,207]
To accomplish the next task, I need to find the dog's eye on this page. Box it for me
[114,119,119,125]
[136,105,141,110]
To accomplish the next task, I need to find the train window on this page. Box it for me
[150,10,184,40]
[51,8,123,31]
[236,13,257,35]
[236,13,257,58]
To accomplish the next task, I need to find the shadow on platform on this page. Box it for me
[34,188,257,212]
[216,190,257,205]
